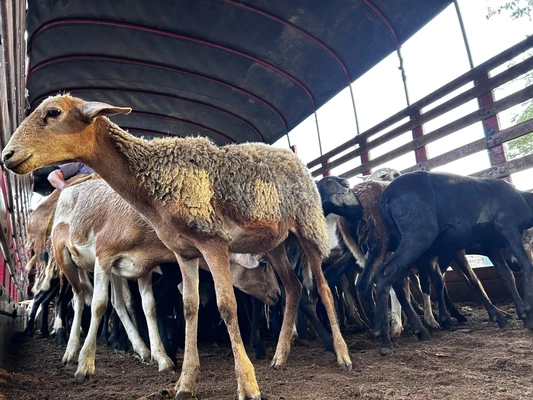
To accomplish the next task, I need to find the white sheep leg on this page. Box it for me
[422,292,441,329]
[75,261,110,380]
[109,275,151,362]
[62,290,84,365]
[390,288,404,338]
[137,272,175,372]
[172,255,201,398]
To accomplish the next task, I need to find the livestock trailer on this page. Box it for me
[1,0,533,398]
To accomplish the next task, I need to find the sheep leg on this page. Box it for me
[427,257,454,330]
[198,246,261,400]
[356,247,383,327]
[54,235,84,365]
[55,276,72,346]
[171,255,200,399]
[345,267,371,325]
[339,274,369,330]
[392,277,430,340]
[98,294,112,345]
[298,287,334,352]
[38,284,58,338]
[75,260,110,380]
[451,252,507,327]
[486,248,525,319]
[266,243,303,368]
[407,271,425,315]
[417,265,440,329]
[494,223,533,326]
[375,245,431,355]
[250,296,267,359]
[297,238,352,370]
[137,272,175,372]
[356,262,376,327]
[442,285,468,322]
[389,288,404,337]
[109,276,151,361]
[63,290,84,365]
[25,290,46,337]
[408,270,423,303]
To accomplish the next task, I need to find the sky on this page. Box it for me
[273,0,533,189]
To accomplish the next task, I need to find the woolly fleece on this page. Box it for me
[106,122,329,258]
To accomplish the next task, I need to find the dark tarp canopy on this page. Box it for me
[27,0,452,147]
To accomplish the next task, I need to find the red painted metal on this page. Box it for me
[28,19,317,110]
[30,55,288,132]
[359,0,403,173]
[0,255,5,288]
[475,73,509,181]
[32,88,265,142]
[322,160,331,177]
[361,0,400,47]
[411,110,428,163]
[360,141,371,176]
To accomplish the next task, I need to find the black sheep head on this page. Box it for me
[316,176,363,221]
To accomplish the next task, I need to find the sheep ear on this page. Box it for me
[77,101,132,119]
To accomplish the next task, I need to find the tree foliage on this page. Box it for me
[487,0,533,20]
[507,102,533,160]
[487,0,533,159]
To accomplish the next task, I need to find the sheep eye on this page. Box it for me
[47,109,61,118]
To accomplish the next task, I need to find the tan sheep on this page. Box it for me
[2,94,351,400]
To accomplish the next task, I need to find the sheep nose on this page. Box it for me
[2,149,14,163]
[340,178,350,188]
[268,289,282,305]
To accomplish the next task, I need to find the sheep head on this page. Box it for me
[362,167,400,182]
[2,94,131,174]
[316,176,363,221]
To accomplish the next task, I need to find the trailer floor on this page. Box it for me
[1,301,532,400]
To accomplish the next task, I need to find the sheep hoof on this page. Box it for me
[269,362,284,370]
[254,349,267,360]
[455,314,468,323]
[440,318,455,331]
[416,328,430,341]
[55,328,67,346]
[379,346,393,356]
[523,316,533,330]
[496,317,509,329]
[175,390,195,400]
[161,388,177,399]
[74,370,91,382]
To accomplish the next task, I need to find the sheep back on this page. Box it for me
[109,125,329,257]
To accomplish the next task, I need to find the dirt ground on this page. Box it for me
[1,301,533,400]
